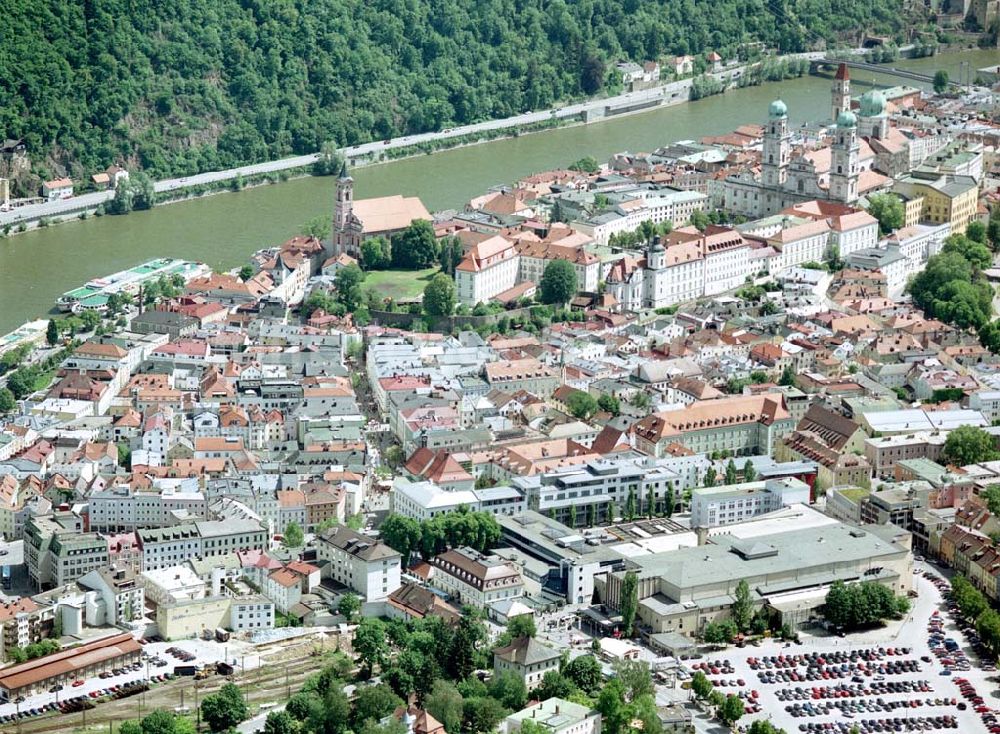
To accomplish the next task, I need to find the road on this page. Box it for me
[0,50,820,232]
[238,703,286,734]
[0,82,672,230]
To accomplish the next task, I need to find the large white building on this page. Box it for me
[455,236,520,305]
[455,234,602,306]
[136,520,268,571]
[510,455,709,528]
[88,481,208,533]
[316,526,401,602]
[690,477,812,528]
[505,698,601,734]
[573,189,708,245]
[390,478,525,521]
[429,546,524,607]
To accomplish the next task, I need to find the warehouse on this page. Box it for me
[0,632,141,701]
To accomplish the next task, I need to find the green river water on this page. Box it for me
[0,49,995,333]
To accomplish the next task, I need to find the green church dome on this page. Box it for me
[768,99,788,119]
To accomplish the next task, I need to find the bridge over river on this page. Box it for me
[810,58,943,86]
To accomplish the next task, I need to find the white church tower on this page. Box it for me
[830,110,860,204]
[761,99,790,188]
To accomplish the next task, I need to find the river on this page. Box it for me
[0,49,995,333]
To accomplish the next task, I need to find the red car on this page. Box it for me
[72,680,84,687]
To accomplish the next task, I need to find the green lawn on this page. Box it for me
[837,487,870,503]
[362,267,439,300]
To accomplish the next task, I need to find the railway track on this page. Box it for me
[14,643,334,734]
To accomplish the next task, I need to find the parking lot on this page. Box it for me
[684,566,998,733]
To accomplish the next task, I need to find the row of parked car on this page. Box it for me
[165,646,197,663]
[795,715,958,732]
[786,695,943,718]
[776,680,934,701]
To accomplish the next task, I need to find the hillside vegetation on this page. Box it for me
[2,0,906,184]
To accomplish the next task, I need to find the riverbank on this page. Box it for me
[0,47,995,334]
[0,49,830,235]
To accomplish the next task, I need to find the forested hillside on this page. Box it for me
[2,0,907,183]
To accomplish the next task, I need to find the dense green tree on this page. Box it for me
[539,259,578,305]
[337,592,361,622]
[569,157,600,173]
[140,710,178,734]
[976,608,1000,658]
[448,607,486,681]
[988,217,1000,252]
[703,466,717,487]
[285,691,324,724]
[423,274,456,317]
[506,614,536,639]
[314,141,344,176]
[283,521,304,548]
[866,193,905,235]
[392,221,439,270]
[967,220,987,245]
[703,620,737,644]
[566,391,598,420]
[564,654,602,694]
[46,319,59,346]
[0,388,15,414]
[597,394,620,415]
[354,618,389,675]
[612,659,654,701]
[625,487,637,521]
[361,237,392,271]
[690,671,713,700]
[980,486,1000,516]
[352,684,403,729]
[425,680,464,734]
[823,580,909,630]
[933,69,950,93]
[334,264,366,311]
[301,216,331,241]
[533,670,575,701]
[690,210,710,231]
[724,459,738,485]
[201,683,248,732]
[719,694,746,726]
[379,514,422,568]
[488,671,527,710]
[942,425,999,466]
[731,579,754,632]
[596,679,631,734]
[620,570,638,637]
[462,697,506,734]
[263,711,298,734]
[319,687,352,734]
[952,575,989,620]
[909,249,992,330]
[238,264,255,281]
[0,0,909,195]
[6,369,35,400]
[943,233,992,271]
